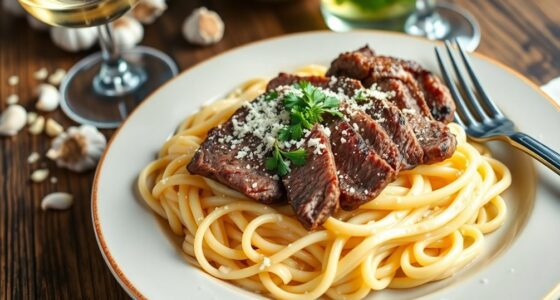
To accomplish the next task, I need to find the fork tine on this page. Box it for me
[444,40,491,123]
[454,39,504,117]
[435,47,477,126]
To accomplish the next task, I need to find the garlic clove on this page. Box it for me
[29,116,45,135]
[34,68,49,80]
[35,83,60,112]
[27,112,38,125]
[8,75,19,86]
[7,94,19,105]
[47,125,107,172]
[131,0,167,24]
[31,168,50,182]
[111,16,144,50]
[2,0,25,17]
[48,68,66,86]
[28,152,40,164]
[27,15,50,31]
[182,7,224,46]
[50,27,98,52]
[41,192,73,210]
[45,118,64,137]
[50,177,58,184]
[0,104,27,136]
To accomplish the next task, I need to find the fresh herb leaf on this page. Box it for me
[265,142,308,176]
[354,89,367,102]
[277,127,291,141]
[264,90,279,102]
[280,148,307,166]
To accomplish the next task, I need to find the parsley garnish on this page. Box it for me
[264,90,278,102]
[265,142,307,176]
[354,89,367,102]
[265,81,343,176]
[279,81,343,141]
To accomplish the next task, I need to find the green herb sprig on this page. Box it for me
[265,81,342,176]
[278,81,343,141]
[265,142,307,176]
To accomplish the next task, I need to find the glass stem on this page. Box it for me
[415,0,436,19]
[93,23,145,97]
[404,0,450,40]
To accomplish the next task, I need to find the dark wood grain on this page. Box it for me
[1,0,558,299]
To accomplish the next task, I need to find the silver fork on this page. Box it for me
[435,39,560,175]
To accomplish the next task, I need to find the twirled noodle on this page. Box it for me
[138,65,511,300]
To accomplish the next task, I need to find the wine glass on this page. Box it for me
[404,0,480,51]
[18,0,179,128]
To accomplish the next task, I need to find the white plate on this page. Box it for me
[92,31,560,300]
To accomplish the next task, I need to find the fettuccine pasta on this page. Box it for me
[138,65,511,300]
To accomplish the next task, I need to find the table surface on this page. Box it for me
[1,0,559,298]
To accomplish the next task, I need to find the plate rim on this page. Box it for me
[91,29,560,299]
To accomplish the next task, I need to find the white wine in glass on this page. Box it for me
[19,0,178,128]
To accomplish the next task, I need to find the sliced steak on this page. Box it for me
[376,78,432,118]
[267,72,362,96]
[404,113,457,164]
[364,97,424,169]
[377,80,457,164]
[283,125,339,230]
[327,46,455,123]
[329,120,395,211]
[347,110,401,171]
[415,71,455,123]
[187,108,284,204]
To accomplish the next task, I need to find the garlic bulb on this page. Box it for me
[131,0,167,24]
[182,7,224,46]
[46,125,107,172]
[41,192,73,210]
[50,27,98,52]
[2,0,25,16]
[111,16,144,50]
[35,83,60,112]
[0,104,27,136]
[27,15,49,31]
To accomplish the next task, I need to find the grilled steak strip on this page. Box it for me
[187,108,285,204]
[347,110,401,171]
[329,120,396,211]
[327,46,455,123]
[376,79,457,164]
[283,125,340,230]
[362,95,424,170]
[267,72,362,96]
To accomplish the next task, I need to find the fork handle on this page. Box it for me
[510,132,560,175]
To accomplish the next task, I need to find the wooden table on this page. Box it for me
[1,0,559,298]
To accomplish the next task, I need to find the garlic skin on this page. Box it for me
[35,83,60,112]
[50,27,98,52]
[182,7,224,46]
[46,125,107,172]
[131,0,167,24]
[111,16,144,50]
[27,15,50,31]
[2,0,25,16]
[0,105,27,136]
[41,192,73,210]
